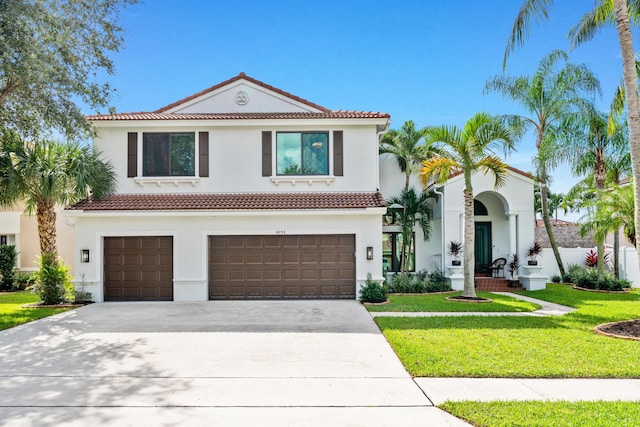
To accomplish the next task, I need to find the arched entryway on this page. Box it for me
[474,192,511,274]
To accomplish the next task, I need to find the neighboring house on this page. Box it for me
[0,204,74,273]
[379,156,536,279]
[65,73,389,302]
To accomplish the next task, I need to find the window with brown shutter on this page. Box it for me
[199,132,209,177]
[262,131,272,176]
[127,132,137,178]
[333,130,343,176]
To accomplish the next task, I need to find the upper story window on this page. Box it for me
[143,132,195,176]
[276,132,328,175]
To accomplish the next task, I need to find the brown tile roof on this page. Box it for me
[67,192,386,211]
[86,111,390,121]
[155,72,331,113]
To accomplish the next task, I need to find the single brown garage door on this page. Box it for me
[104,236,173,301]
[209,235,355,299]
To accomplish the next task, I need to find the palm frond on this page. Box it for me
[504,0,554,69]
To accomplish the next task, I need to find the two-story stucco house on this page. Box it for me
[65,73,389,302]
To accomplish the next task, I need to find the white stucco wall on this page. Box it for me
[167,81,322,114]
[68,210,384,302]
[95,123,384,195]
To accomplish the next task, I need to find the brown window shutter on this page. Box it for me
[262,131,272,177]
[333,130,343,176]
[127,132,137,178]
[199,132,209,177]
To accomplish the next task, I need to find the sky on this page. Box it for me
[96,0,629,218]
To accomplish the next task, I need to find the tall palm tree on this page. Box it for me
[571,111,629,279]
[0,130,116,259]
[504,0,640,286]
[485,50,600,277]
[380,120,442,193]
[419,113,515,298]
[380,120,442,271]
[386,188,433,274]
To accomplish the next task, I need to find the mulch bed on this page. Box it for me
[595,319,640,341]
[445,296,492,303]
[572,285,629,294]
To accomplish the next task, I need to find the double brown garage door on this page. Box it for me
[209,234,356,299]
[104,234,355,301]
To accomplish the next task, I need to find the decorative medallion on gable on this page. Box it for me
[235,90,249,105]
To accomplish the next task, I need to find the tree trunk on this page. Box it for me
[594,159,606,281]
[463,185,477,298]
[539,169,565,277]
[614,0,640,275]
[614,229,620,278]
[36,200,58,259]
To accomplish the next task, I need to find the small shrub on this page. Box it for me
[551,275,562,283]
[30,254,73,305]
[568,264,629,291]
[0,245,17,291]
[426,269,451,292]
[387,273,414,293]
[585,249,609,268]
[563,263,584,284]
[12,272,36,290]
[74,274,93,303]
[359,273,387,303]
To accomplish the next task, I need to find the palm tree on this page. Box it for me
[380,120,442,193]
[380,120,442,273]
[504,0,640,286]
[386,188,433,274]
[486,50,600,277]
[419,113,515,299]
[0,130,116,259]
[571,111,628,279]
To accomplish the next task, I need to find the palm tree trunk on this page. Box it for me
[539,174,565,277]
[595,161,606,281]
[614,229,620,278]
[463,186,477,298]
[614,0,640,273]
[36,200,58,259]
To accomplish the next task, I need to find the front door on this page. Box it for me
[475,222,492,274]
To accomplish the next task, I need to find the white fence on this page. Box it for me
[537,247,640,287]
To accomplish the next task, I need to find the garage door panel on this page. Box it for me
[209,234,354,299]
[104,236,173,302]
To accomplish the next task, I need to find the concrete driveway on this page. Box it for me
[0,301,467,426]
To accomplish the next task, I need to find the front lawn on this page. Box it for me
[440,400,640,427]
[367,292,540,312]
[0,292,70,331]
[376,284,640,377]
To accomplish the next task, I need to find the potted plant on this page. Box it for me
[507,253,520,286]
[526,241,542,265]
[448,241,463,266]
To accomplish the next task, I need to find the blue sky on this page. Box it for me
[101,0,628,212]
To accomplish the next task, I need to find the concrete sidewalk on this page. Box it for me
[370,292,576,317]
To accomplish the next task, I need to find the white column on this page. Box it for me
[508,213,517,256]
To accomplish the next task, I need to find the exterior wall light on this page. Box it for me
[81,249,90,263]
[366,246,373,260]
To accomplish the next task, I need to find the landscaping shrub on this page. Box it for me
[0,245,17,291]
[551,275,562,283]
[426,269,451,292]
[12,272,35,290]
[30,254,73,305]
[359,273,387,303]
[387,273,415,293]
[568,264,630,291]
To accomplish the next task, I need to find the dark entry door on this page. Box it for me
[475,222,492,274]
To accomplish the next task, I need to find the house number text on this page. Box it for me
[275,230,286,235]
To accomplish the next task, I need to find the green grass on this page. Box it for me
[0,292,70,331]
[376,284,640,378]
[367,292,540,312]
[440,400,640,427]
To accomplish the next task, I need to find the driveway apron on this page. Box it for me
[0,301,467,426]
